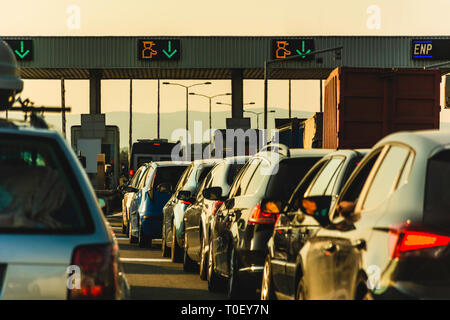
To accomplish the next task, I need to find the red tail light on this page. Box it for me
[68,243,119,300]
[129,169,134,176]
[389,224,450,259]
[182,200,192,205]
[248,203,278,225]
[211,201,224,216]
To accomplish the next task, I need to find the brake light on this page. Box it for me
[211,201,224,216]
[153,143,160,146]
[248,203,278,225]
[182,200,192,205]
[68,244,119,300]
[389,225,450,259]
[129,169,134,176]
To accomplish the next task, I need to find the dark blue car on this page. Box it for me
[129,161,190,248]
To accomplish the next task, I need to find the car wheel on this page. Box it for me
[227,248,243,299]
[295,278,306,300]
[161,224,170,257]
[207,241,222,292]
[183,234,197,272]
[129,216,138,244]
[261,256,276,300]
[171,223,182,262]
[138,223,151,248]
[199,234,208,280]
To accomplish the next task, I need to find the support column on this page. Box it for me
[89,69,102,114]
[231,69,244,119]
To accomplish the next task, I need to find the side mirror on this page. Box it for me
[98,197,107,214]
[157,183,173,194]
[299,195,332,227]
[202,187,224,201]
[177,190,192,201]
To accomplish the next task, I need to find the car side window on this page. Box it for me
[244,159,271,195]
[230,159,261,197]
[362,145,411,210]
[287,160,328,211]
[140,167,153,189]
[306,157,345,197]
[332,148,384,220]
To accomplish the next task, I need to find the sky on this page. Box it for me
[2,0,450,129]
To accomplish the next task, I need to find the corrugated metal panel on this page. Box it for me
[3,36,450,79]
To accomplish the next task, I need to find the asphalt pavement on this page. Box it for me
[107,212,228,300]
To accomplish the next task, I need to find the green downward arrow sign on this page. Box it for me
[14,41,30,59]
[162,41,177,59]
[296,41,311,59]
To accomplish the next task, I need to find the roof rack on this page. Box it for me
[259,143,290,157]
[1,97,71,129]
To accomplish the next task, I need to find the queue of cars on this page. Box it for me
[123,129,450,300]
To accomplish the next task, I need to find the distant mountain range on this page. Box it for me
[42,108,316,149]
[41,110,450,149]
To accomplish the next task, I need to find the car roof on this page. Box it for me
[322,149,370,159]
[289,148,335,158]
[374,130,450,154]
[0,119,61,139]
[151,161,191,167]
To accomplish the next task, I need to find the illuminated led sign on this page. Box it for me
[411,39,450,60]
[138,39,180,61]
[4,40,33,61]
[271,39,315,61]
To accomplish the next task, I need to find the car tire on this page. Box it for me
[183,234,198,272]
[207,241,222,293]
[138,224,151,248]
[122,216,127,235]
[295,278,306,300]
[171,223,182,262]
[227,248,243,300]
[261,256,276,300]
[161,224,171,258]
[199,234,208,280]
[129,216,138,244]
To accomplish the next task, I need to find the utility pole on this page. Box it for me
[157,79,160,139]
[129,79,133,162]
[61,78,66,138]
[288,79,292,119]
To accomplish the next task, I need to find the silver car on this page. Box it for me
[0,119,129,299]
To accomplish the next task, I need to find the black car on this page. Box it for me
[261,149,368,300]
[183,156,249,278]
[206,145,332,298]
[282,131,450,300]
[162,159,221,262]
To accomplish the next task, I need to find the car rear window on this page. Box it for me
[424,150,450,231]
[153,165,189,189]
[265,157,321,200]
[226,163,245,186]
[0,135,93,233]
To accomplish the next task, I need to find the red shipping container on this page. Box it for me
[323,67,441,149]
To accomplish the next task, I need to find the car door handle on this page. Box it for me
[323,242,338,255]
[353,239,367,251]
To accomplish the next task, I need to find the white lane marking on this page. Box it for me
[120,258,172,263]
[115,237,162,243]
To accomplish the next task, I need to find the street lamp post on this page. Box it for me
[189,92,231,141]
[216,101,255,118]
[163,81,211,159]
[244,109,275,130]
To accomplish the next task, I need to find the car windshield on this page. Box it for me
[0,135,92,233]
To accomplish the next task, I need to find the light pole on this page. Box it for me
[216,101,255,117]
[189,92,231,141]
[163,81,211,159]
[244,109,275,130]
